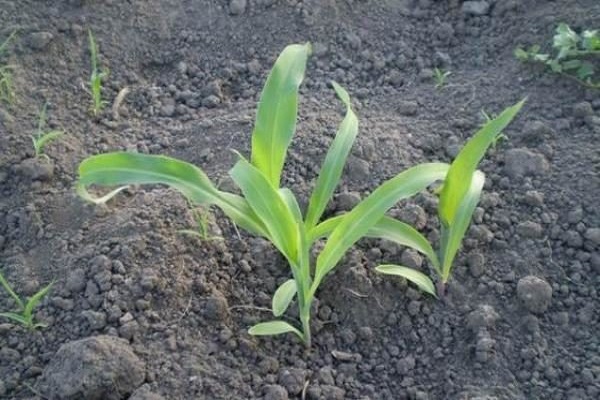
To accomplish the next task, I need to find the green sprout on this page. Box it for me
[88,30,108,116]
[516,23,600,88]
[76,44,453,346]
[0,270,53,329]
[376,101,524,297]
[177,205,221,241]
[433,67,451,89]
[0,31,16,104]
[31,103,64,158]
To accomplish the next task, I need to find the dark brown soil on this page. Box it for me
[1,1,599,399]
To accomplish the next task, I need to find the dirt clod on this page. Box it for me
[517,276,552,314]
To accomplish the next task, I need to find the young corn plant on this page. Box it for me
[76,43,453,346]
[0,271,53,329]
[433,67,451,89]
[31,103,64,158]
[88,30,108,116]
[376,100,525,297]
[0,31,16,103]
[515,23,600,88]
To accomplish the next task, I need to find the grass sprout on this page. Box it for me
[31,102,64,158]
[88,30,108,116]
[433,67,451,89]
[0,31,16,103]
[0,270,53,329]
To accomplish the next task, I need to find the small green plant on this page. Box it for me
[31,103,64,158]
[178,206,220,241]
[433,67,451,89]
[0,271,53,329]
[376,101,524,296]
[0,31,16,103]
[516,23,600,88]
[88,30,108,116]
[76,43,524,344]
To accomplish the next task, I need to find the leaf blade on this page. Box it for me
[248,320,303,338]
[376,265,437,297]
[272,279,297,317]
[305,82,359,228]
[250,43,311,187]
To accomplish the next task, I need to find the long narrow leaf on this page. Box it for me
[314,163,449,285]
[0,312,30,326]
[77,152,268,237]
[229,158,298,263]
[0,272,24,310]
[439,100,525,225]
[272,279,297,317]
[440,171,485,281]
[248,320,303,338]
[250,43,311,187]
[23,281,53,320]
[33,130,63,156]
[375,265,437,297]
[305,82,359,228]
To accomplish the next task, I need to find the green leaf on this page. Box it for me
[577,62,594,79]
[33,130,63,156]
[375,265,437,297]
[562,59,582,70]
[23,281,53,320]
[77,152,268,237]
[229,157,299,263]
[250,43,311,188]
[314,163,449,286]
[272,279,297,317]
[367,216,441,274]
[248,320,303,338]
[440,171,485,281]
[514,47,529,61]
[582,30,600,50]
[438,100,524,226]
[0,312,30,327]
[305,82,359,228]
[0,271,24,310]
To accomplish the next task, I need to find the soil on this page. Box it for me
[1,0,599,399]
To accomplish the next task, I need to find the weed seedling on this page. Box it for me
[516,23,600,88]
[433,67,451,89]
[178,206,221,241]
[31,103,64,158]
[88,30,108,115]
[0,271,53,329]
[0,31,16,103]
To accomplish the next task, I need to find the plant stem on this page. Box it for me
[300,305,311,347]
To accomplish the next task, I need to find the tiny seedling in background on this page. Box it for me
[515,23,600,88]
[178,206,221,241]
[0,31,16,104]
[31,102,64,158]
[433,67,451,89]
[88,30,108,116]
[0,271,53,329]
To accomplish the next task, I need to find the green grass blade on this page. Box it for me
[0,31,16,56]
[229,157,299,263]
[367,216,441,274]
[250,43,311,187]
[440,171,485,281]
[314,163,449,285]
[305,82,359,228]
[248,320,303,338]
[375,265,437,297]
[23,281,53,320]
[0,271,24,310]
[77,152,268,237]
[307,215,344,243]
[438,100,525,226]
[34,130,63,156]
[272,279,297,317]
[0,312,30,327]
[88,30,98,73]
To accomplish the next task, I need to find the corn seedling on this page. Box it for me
[433,67,451,89]
[376,101,525,297]
[0,31,16,103]
[88,30,108,116]
[31,103,64,158]
[77,44,456,346]
[515,23,600,88]
[0,270,53,329]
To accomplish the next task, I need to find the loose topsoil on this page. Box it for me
[1,1,599,399]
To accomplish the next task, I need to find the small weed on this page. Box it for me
[516,23,600,88]
[433,67,451,89]
[0,31,16,104]
[0,270,53,329]
[178,206,221,241]
[88,30,108,116]
[31,102,64,158]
